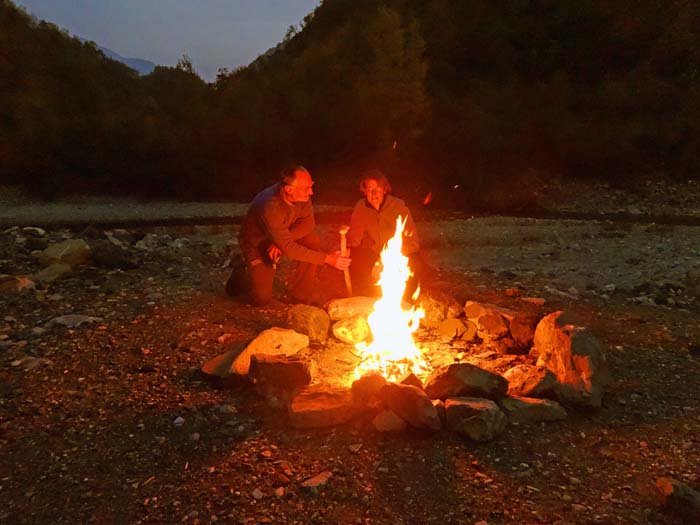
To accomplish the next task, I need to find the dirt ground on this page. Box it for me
[1,184,700,524]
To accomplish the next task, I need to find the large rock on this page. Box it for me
[436,318,467,340]
[332,315,370,344]
[656,477,700,521]
[248,354,313,408]
[372,410,407,432]
[288,386,356,428]
[351,372,387,406]
[327,297,377,320]
[418,289,462,329]
[503,364,557,398]
[509,313,540,350]
[445,397,507,441]
[533,311,609,408]
[248,353,312,391]
[464,301,517,322]
[200,343,247,378]
[286,304,330,343]
[498,396,567,424]
[231,328,309,375]
[424,363,508,400]
[475,312,510,340]
[378,383,441,431]
[38,239,91,267]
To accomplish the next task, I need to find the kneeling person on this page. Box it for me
[227,165,350,306]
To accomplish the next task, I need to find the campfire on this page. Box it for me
[353,216,430,383]
[202,218,611,438]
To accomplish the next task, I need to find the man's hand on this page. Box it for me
[267,244,282,265]
[325,251,351,270]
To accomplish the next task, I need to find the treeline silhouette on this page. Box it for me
[2,0,699,209]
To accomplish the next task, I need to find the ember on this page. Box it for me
[353,216,430,383]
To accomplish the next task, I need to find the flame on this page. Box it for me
[353,216,429,382]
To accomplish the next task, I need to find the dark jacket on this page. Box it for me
[346,194,420,255]
[239,183,326,265]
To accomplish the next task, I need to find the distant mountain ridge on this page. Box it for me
[97,45,156,75]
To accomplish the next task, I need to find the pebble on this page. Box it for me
[252,488,264,500]
[173,416,185,427]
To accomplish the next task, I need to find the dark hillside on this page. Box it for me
[2,0,700,209]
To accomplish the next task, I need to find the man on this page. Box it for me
[346,169,423,300]
[227,165,351,306]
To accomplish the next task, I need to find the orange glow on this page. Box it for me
[353,216,429,382]
[422,191,433,206]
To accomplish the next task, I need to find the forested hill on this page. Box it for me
[2,0,700,209]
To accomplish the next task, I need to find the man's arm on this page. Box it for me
[288,204,316,240]
[260,201,326,265]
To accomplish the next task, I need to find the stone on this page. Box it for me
[445,397,508,442]
[200,343,247,378]
[521,297,546,306]
[46,314,102,328]
[105,229,134,247]
[476,312,510,340]
[498,396,567,424]
[485,337,522,355]
[38,239,91,267]
[509,314,540,350]
[91,240,137,269]
[378,383,441,431]
[503,364,557,398]
[424,363,509,401]
[399,372,423,390]
[432,399,446,425]
[463,301,487,320]
[461,320,477,342]
[0,275,35,293]
[436,318,467,340]
[656,477,700,520]
[327,297,377,320]
[372,410,407,432]
[21,227,47,237]
[286,304,330,343]
[288,386,356,429]
[533,311,610,408]
[418,289,462,328]
[332,315,370,344]
[464,301,517,322]
[231,328,309,375]
[301,471,333,490]
[351,373,387,406]
[31,263,72,284]
[248,354,312,391]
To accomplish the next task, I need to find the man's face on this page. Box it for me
[362,179,386,210]
[286,169,314,203]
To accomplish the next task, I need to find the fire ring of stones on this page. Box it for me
[201,291,610,441]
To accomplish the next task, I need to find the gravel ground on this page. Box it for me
[1,180,700,524]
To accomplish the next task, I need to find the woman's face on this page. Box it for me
[362,179,386,210]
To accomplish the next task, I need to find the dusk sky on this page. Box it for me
[14,0,320,81]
